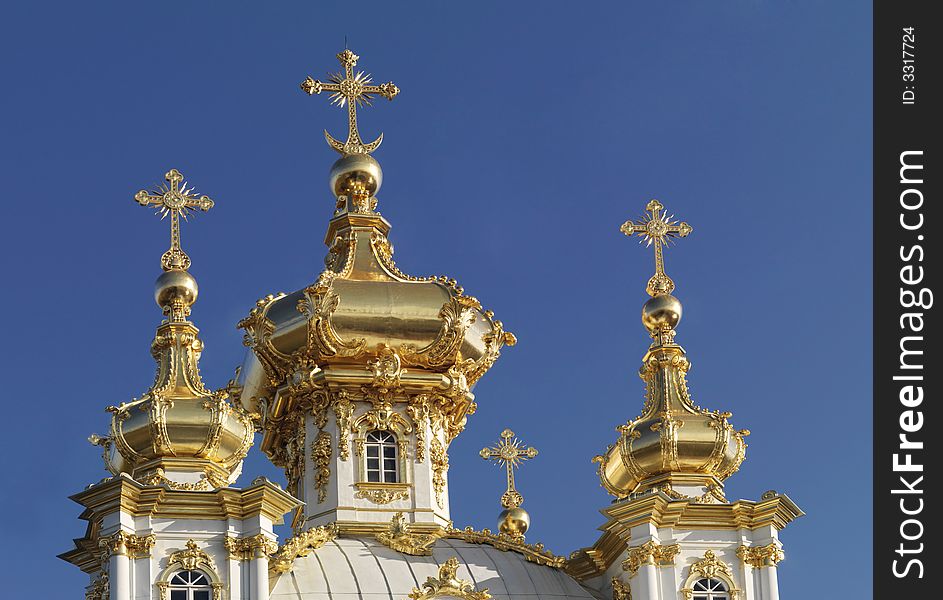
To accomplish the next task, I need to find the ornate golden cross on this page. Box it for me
[134,169,214,271]
[301,49,400,156]
[620,199,692,296]
[480,429,538,508]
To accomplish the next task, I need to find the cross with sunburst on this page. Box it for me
[480,429,538,509]
[620,199,692,296]
[133,169,214,272]
[301,49,400,156]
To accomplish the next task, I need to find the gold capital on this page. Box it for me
[301,49,400,155]
[620,200,692,296]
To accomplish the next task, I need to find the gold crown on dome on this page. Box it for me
[92,169,254,491]
[594,200,750,501]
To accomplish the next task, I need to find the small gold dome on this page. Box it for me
[155,269,198,310]
[498,507,530,538]
[642,293,681,333]
[329,153,382,198]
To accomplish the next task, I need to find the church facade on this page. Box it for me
[61,49,802,600]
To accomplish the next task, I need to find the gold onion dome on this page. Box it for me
[93,169,254,491]
[594,200,749,501]
[235,50,515,463]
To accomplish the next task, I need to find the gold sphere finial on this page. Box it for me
[329,153,383,199]
[641,293,682,334]
[498,506,531,538]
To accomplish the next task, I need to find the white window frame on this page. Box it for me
[365,430,399,483]
[167,570,213,600]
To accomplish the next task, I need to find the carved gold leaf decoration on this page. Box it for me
[622,541,680,576]
[269,523,338,574]
[408,556,492,600]
[375,512,440,556]
[737,543,785,568]
[446,525,565,569]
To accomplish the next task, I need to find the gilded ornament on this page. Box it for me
[680,550,742,600]
[368,344,406,390]
[612,578,632,600]
[98,531,155,560]
[408,556,492,600]
[167,540,216,572]
[269,523,339,574]
[332,392,355,461]
[297,279,366,358]
[133,168,214,274]
[445,525,565,569]
[312,430,333,504]
[620,199,692,297]
[224,534,278,561]
[300,48,399,156]
[622,541,680,576]
[480,428,538,539]
[407,395,432,462]
[375,512,440,555]
[737,543,785,568]
[354,481,409,505]
[429,437,449,509]
[689,549,732,580]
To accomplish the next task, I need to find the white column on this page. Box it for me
[108,539,131,600]
[250,546,270,600]
[635,562,660,600]
[758,565,780,600]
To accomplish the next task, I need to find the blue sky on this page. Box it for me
[0,1,871,597]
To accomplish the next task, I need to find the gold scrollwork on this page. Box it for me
[224,534,278,561]
[737,543,785,568]
[312,431,333,503]
[408,556,492,600]
[680,550,742,600]
[622,541,680,576]
[429,437,449,509]
[269,523,339,574]
[355,482,410,505]
[375,512,439,555]
[612,578,632,600]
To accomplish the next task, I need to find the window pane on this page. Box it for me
[368,470,380,482]
[171,574,186,584]
[194,591,210,600]
[367,431,381,442]
[384,458,396,471]
[170,591,187,600]
[367,457,379,468]
[192,573,208,585]
[694,580,709,590]
[367,446,379,458]
[693,596,708,600]
[383,446,395,458]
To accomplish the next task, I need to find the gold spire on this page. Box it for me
[620,199,692,297]
[134,168,214,272]
[301,48,400,156]
[94,170,253,490]
[480,429,537,539]
[593,201,747,502]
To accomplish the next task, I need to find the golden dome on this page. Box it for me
[95,169,254,491]
[595,201,749,501]
[236,174,516,441]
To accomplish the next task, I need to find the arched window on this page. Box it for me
[691,578,729,600]
[365,430,398,483]
[168,570,213,600]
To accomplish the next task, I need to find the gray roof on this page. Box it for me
[270,536,600,599]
